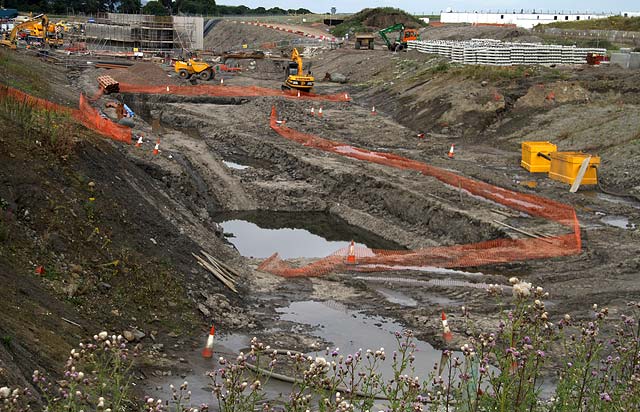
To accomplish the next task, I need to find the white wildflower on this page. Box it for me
[512,281,532,298]
[0,386,11,399]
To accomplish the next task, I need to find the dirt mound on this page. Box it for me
[332,7,424,36]
[204,20,301,52]
[106,61,178,85]
[514,81,591,109]
[423,25,542,42]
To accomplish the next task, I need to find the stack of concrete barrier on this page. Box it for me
[610,50,640,69]
[408,39,606,66]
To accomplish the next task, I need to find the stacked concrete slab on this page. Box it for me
[408,40,606,66]
[610,51,640,69]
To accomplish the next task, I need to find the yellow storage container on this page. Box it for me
[521,141,558,173]
[549,151,600,185]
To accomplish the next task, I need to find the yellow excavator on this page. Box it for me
[283,48,314,92]
[0,14,48,49]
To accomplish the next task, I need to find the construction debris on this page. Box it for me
[192,251,239,293]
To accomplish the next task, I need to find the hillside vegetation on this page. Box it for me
[543,15,640,31]
[332,7,425,37]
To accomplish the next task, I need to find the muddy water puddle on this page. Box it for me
[277,300,453,380]
[601,215,636,230]
[213,211,404,259]
[222,160,250,170]
[144,334,291,408]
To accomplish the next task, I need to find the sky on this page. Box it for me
[216,1,639,15]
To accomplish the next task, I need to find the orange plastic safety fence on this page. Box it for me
[258,107,581,277]
[73,94,132,144]
[118,82,351,102]
[0,84,131,144]
[0,84,73,114]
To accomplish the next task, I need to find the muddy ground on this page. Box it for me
[1,21,640,406]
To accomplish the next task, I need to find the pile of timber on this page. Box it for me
[192,250,240,293]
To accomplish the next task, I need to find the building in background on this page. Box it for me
[439,10,626,29]
[75,13,203,52]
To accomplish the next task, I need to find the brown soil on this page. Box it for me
[1,22,640,406]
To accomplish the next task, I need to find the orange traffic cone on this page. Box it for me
[448,144,455,159]
[344,93,349,100]
[346,240,356,264]
[35,266,45,276]
[310,107,315,117]
[202,325,216,358]
[220,78,224,85]
[153,139,160,155]
[371,106,377,115]
[417,133,425,139]
[318,107,323,118]
[166,86,170,92]
[135,135,143,148]
[441,311,452,342]
[297,90,301,98]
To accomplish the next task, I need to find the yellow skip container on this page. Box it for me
[521,141,558,173]
[549,151,600,185]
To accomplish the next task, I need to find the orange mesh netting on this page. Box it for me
[0,84,73,114]
[118,82,351,102]
[258,107,581,277]
[73,94,131,144]
[0,84,131,144]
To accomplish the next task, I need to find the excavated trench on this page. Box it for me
[124,93,506,254]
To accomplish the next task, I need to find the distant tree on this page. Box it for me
[143,0,169,15]
[119,0,142,13]
[296,8,311,14]
[267,7,286,15]
[251,6,266,14]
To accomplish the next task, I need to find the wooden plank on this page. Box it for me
[492,220,554,244]
[192,253,238,293]
[570,156,592,193]
[201,250,240,279]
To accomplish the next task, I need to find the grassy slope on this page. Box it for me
[543,16,640,31]
[332,7,426,37]
[0,50,203,390]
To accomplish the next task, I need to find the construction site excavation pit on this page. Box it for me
[213,211,406,259]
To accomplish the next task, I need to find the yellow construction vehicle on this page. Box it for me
[1,14,48,49]
[174,58,215,81]
[283,48,314,92]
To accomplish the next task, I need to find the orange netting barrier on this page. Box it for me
[73,94,131,144]
[258,107,582,277]
[0,84,131,144]
[118,82,351,102]
[0,84,73,114]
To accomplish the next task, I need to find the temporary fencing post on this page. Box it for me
[441,311,452,342]
[202,325,216,358]
[153,139,160,155]
[135,134,143,148]
[346,240,356,264]
[448,144,455,159]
